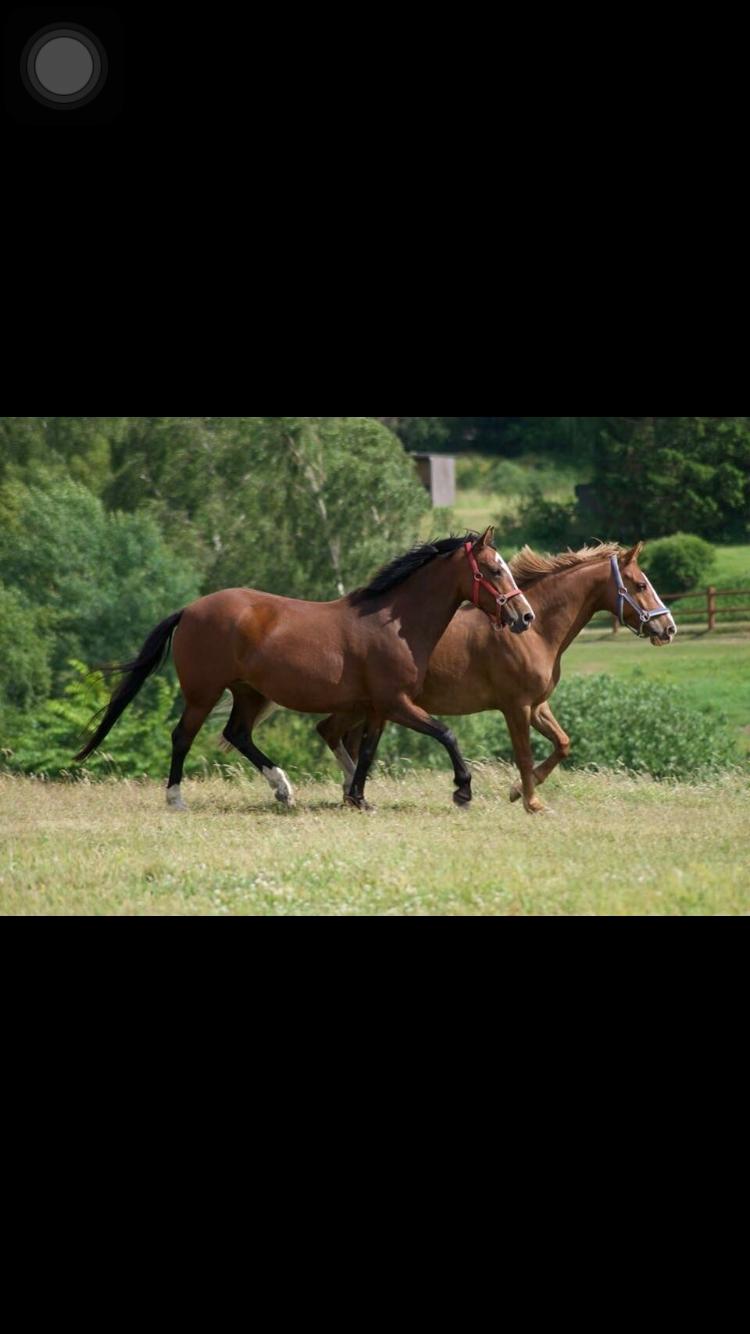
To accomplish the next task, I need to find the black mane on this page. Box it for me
[351,533,480,603]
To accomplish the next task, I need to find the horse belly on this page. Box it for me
[243,639,364,715]
[418,670,496,716]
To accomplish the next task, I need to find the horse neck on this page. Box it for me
[527,560,612,654]
[389,553,466,652]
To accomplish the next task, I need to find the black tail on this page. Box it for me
[74,611,185,762]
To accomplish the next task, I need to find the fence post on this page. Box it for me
[708,586,717,632]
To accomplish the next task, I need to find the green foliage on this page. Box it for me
[0,478,200,678]
[203,417,430,600]
[579,417,750,543]
[0,584,52,710]
[0,417,126,494]
[2,661,182,779]
[104,416,429,600]
[495,487,588,551]
[643,535,716,594]
[537,676,737,778]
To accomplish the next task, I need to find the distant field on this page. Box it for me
[2,770,748,916]
[448,452,584,537]
[712,546,750,585]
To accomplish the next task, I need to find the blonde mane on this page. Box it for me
[510,541,639,588]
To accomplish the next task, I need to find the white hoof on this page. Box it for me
[166,786,188,812]
[263,766,295,806]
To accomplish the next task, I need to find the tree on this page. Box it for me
[203,417,430,599]
[104,416,429,599]
[0,416,126,494]
[577,417,750,541]
[0,478,201,678]
[0,584,52,712]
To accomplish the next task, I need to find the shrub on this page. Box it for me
[643,535,715,595]
[531,675,737,778]
[2,660,182,779]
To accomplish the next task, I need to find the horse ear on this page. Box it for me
[620,541,644,568]
[473,526,495,551]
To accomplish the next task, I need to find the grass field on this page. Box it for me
[1,769,748,916]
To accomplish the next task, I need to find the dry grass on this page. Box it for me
[1,767,749,916]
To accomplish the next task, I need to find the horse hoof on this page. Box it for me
[344,796,375,812]
[453,789,472,808]
[167,801,188,813]
[524,800,546,815]
[275,791,294,807]
[509,785,522,804]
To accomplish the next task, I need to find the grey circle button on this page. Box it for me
[23,26,106,107]
[35,38,94,95]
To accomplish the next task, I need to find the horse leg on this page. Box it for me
[223,685,295,806]
[167,696,221,811]
[510,701,571,803]
[344,716,384,811]
[504,704,545,814]
[386,696,473,807]
[317,713,365,797]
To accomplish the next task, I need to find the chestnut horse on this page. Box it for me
[75,528,534,811]
[318,542,676,813]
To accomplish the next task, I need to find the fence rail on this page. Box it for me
[605,587,750,634]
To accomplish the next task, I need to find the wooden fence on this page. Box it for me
[609,587,750,634]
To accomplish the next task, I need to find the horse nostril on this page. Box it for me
[523,611,535,625]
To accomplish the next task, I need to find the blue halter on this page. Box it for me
[610,556,671,637]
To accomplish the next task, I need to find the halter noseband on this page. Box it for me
[465,542,524,629]
[610,555,671,637]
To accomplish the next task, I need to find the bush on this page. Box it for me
[529,675,737,779]
[1,661,183,779]
[643,535,715,595]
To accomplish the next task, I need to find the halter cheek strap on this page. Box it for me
[610,555,671,636]
[465,542,524,628]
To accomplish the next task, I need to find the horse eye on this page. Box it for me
[636,582,647,592]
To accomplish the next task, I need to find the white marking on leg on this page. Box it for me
[262,766,295,805]
[166,785,188,812]
[334,742,356,795]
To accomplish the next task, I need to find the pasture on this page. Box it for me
[1,767,748,916]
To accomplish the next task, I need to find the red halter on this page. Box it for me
[465,542,524,629]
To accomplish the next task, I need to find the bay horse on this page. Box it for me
[318,542,676,813]
[74,528,534,811]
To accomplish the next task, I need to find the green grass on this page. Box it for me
[567,633,750,755]
[1,769,748,916]
[713,545,750,586]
